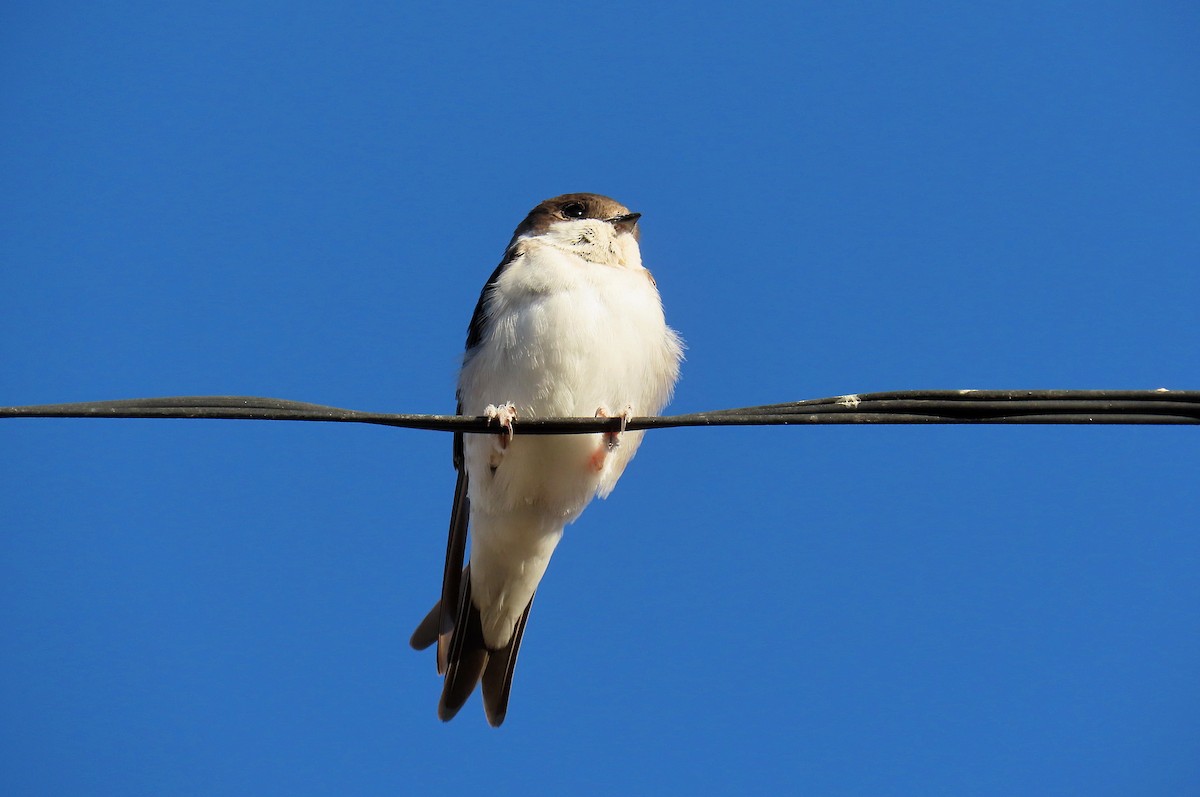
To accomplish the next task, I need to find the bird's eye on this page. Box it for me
[561,202,586,218]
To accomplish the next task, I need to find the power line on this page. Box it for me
[2,389,1198,433]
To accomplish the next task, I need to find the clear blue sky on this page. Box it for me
[3,3,1198,795]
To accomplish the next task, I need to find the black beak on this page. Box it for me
[607,212,641,233]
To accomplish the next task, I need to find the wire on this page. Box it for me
[2,389,1198,433]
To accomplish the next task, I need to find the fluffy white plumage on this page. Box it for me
[460,212,683,646]
[410,192,682,726]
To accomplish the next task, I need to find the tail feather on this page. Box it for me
[481,596,534,727]
[411,565,534,726]
[438,571,488,721]
[409,602,440,651]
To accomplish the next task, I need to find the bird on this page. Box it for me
[409,192,684,726]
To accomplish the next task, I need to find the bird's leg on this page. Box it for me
[600,404,633,449]
[589,404,633,471]
[484,402,518,449]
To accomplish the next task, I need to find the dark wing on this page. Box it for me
[408,423,469,675]
[465,241,521,352]
[412,240,515,658]
[410,241,533,724]
[437,565,488,720]
[435,242,520,669]
[437,467,469,671]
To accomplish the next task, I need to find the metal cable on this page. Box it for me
[3,389,1198,433]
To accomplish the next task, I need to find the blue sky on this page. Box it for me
[3,3,1198,795]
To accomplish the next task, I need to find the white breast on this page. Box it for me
[459,234,680,423]
[458,232,682,514]
[457,225,683,647]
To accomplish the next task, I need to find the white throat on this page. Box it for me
[528,219,641,268]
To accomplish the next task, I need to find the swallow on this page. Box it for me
[410,193,683,726]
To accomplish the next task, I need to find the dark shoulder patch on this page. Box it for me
[465,243,522,351]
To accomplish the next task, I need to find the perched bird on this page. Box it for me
[409,193,683,726]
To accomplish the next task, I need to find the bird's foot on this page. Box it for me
[596,404,634,448]
[589,404,633,471]
[595,400,633,451]
[484,402,518,448]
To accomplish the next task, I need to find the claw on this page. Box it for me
[485,402,518,448]
[595,404,634,451]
